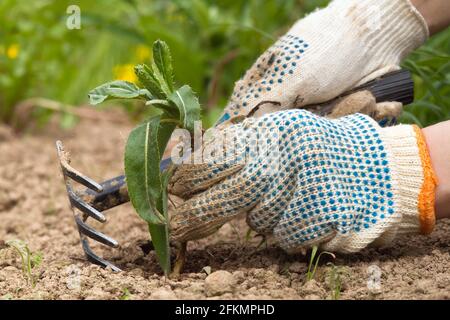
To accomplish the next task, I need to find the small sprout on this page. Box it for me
[254,234,267,251]
[244,228,253,243]
[279,263,291,276]
[326,263,343,300]
[31,251,43,269]
[306,245,335,281]
[1,294,13,300]
[5,239,43,287]
[119,288,132,300]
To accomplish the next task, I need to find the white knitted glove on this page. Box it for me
[169,109,437,253]
[215,0,428,128]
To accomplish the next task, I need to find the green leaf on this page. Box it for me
[124,115,175,275]
[152,40,175,93]
[168,85,201,132]
[145,99,179,117]
[88,81,150,105]
[151,61,172,97]
[148,223,171,274]
[151,165,175,275]
[134,64,166,100]
[124,116,175,224]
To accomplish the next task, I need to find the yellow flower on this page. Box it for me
[6,44,19,59]
[113,64,137,83]
[135,45,151,62]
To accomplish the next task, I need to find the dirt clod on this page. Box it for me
[151,287,177,300]
[289,262,306,274]
[205,271,236,296]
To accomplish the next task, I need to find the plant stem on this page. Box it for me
[170,242,187,278]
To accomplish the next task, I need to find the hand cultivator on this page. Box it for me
[56,70,414,272]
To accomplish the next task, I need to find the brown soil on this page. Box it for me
[0,111,449,300]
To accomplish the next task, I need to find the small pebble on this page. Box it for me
[205,270,236,296]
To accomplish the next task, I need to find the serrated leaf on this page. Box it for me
[153,40,175,93]
[134,64,166,99]
[88,81,150,105]
[168,85,201,132]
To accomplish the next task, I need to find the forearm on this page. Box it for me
[411,0,450,35]
[423,121,450,219]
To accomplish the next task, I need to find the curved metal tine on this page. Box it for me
[68,189,106,222]
[80,238,121,272]
[56,140,103,192]
[56,140,121,271]
[82,175,130,212]
[75,215,119,248]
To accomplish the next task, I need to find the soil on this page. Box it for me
[0,110,449,300]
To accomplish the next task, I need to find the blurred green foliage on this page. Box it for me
[0,0,448,128]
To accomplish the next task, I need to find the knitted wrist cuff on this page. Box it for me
[381,124,438,235]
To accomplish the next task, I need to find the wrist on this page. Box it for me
[381,124,438,235]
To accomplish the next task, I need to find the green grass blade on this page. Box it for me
[306,246,318,281]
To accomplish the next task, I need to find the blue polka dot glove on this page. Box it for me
[169,110,437,253]
[215,0,428,128]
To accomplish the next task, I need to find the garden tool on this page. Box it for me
[56,69,414,271]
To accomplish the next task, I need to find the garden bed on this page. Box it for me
[0,111,449,300]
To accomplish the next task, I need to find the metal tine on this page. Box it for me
[75,215,119,248]
[56,140,103,193]
[80,239,122,272]
[68,188,106,222]
[56,140,122,271]
[82,175,129,212]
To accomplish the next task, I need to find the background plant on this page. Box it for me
[306,245,335,282]
[1,0,448,129]
[326,263,346,300]
[4,240,43,287]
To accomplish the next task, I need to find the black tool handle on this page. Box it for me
[353,69,414,106]
[307,69,414,116]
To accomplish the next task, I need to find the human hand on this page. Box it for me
[168,106,437,253]
[215,0,428,128]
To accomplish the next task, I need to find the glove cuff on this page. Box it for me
[381,124,438,236]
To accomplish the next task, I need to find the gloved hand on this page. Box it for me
[215,0,428,128]
[168,108,437,253]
